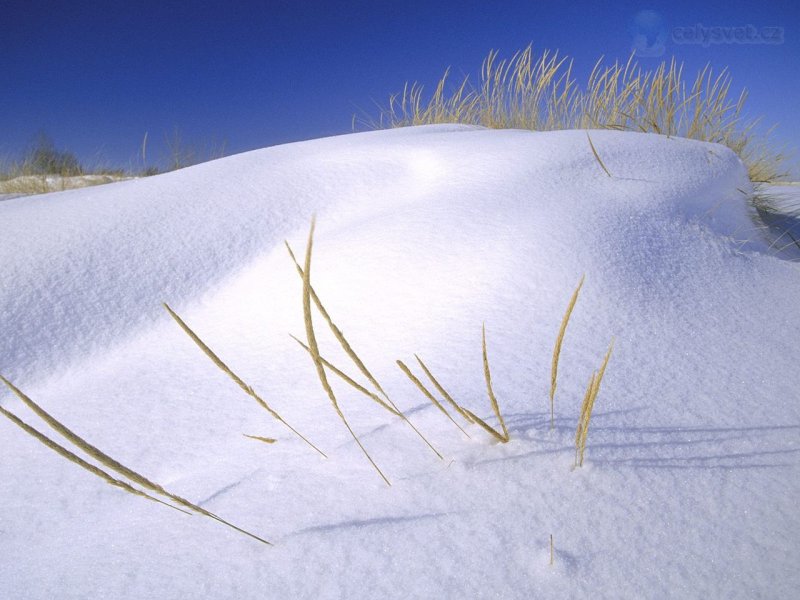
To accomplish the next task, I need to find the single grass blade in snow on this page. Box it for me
[586,132,613,178]
[550,275,585,430]
[575,340,614,467]
[286,240,442,460]
[0,404,190,516]
[290,334,400,417]
[481,324,509,443]
[574,371,597,467]
[0,375,272,545]
[244,434,277,444]
[163,303,326,459]
[300,217,391,486]
[396,359,470,438]
[414,354,474,424]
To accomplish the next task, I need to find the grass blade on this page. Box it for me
[459,407,508,443]
[575,340,614,467]
[286,240,442,460]
[299,217,391,486]
[550,274,585,430]
[290,334,400,417]
[0,404,189,515]
[414,354,474,423]
[163,303,326,459]
[482,324,509,442]
[0,376,272,545]
[587,131,613,178]
[244,434,277,444]
[396,360,470,438]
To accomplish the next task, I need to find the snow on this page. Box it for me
[1,125,798,599]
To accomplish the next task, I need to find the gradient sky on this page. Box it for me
[2,0,798,174]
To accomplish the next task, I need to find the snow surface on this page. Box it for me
[1,125,798,599]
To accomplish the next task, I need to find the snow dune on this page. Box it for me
[1,126,798,599]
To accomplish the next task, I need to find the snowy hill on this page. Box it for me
[1,125,798,599]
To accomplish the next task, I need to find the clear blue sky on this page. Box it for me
[2,0,798,174]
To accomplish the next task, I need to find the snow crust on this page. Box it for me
[1,125,798,599]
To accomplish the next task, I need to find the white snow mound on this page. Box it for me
[1,126,798,599]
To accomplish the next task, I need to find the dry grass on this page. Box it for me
[0,403,189,515]
[0,375,271,545]
[285,239,442,460]
[0,173,130,195]
[480,323,510,442]
[586,133,612,178]
[373,45,787,183]
[163,303,327,459]
[402,327,511,444]
[414,354,474,424]
[396,359,470,438]
[574,341,614,467]
[290,335,400,417]
[299,217,392,486]
[244,434,277,445]
[550,275,585,430]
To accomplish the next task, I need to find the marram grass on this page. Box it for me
[575,340,614,467]
[0,403,189,516]
[299,217,392,486]
[481,323,509,442]
[396,359,470,438]
[411,327,511,443]
[163,302,326,459]
[286,239,442,460]
[0,375,272,545]
[586,132,613,178]
[244,434,277,445]
[550,275,585,430]
[373,45,787,184]
[414,354,475,424]
[290,334,400,417]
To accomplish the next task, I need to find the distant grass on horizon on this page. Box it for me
[371,45,788,184]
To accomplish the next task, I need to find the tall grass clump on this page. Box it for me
[374,45,786,183]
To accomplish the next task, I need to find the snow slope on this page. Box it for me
[1,126,798,599]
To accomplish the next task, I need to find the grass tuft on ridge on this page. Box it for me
[371,45,787,184]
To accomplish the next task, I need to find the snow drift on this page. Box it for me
[1,126,798,599]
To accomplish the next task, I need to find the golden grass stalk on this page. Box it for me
[574,371,597,466]
[481,323,509,443]
[290,334,400,417]
[586,132,612,177]
[550,275,585,430]
[459,407,508,443]
[300,218,391,486]
[286,240,442,460]
[550,534,555,566]
[244,434,277,444]
[574,340,614,467]
[163,303,326,459]
[0,404,189,515]
[0,375,272,545]
[396,359,470,438]
[414,354,474,424]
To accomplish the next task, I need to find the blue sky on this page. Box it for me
[2,0,798,175]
